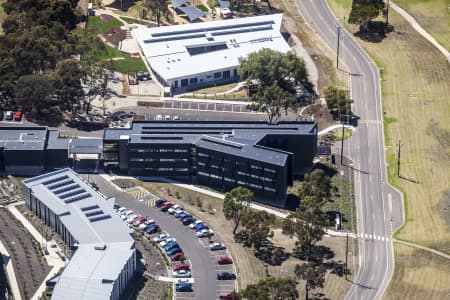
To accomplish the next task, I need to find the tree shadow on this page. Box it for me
[105,0,135,11]
[354,21,394,43]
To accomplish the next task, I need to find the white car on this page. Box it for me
[126,214,139,224]
[189,220,202,229]
[159,238,176,247]
[209,242,226,251]
[172,116,180,121]
[153,233,169,243]
[117,207,126,214]
[155,114,162,121]
[121,210,134,220]
[197,229,214,238]
[138,219,155,230]
[165,115,171,120]
[173,270,191,278]
[168,204,183,215]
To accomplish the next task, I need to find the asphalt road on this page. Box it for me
[83,174,218,300]
[296,1,404,299]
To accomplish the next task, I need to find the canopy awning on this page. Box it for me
[178,6,207,21]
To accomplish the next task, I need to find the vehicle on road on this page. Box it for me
[5,111,13,120]
[181,217,194,225]
[172,262,190,271]
[168,204,183,214]
[217,272,236,280]
[14,111,23,121]
[173,269,191,278]
[166,247,183,256]
[175,282,193,292]
[209,242,226,251]
[159,238,176,247]
[189,220,202,229]
[153,233,169,243]
[217,256,233,265]
[197,229,214,238]
[170,252,184,261]
[155,199,166,207]
[144,224,159,234]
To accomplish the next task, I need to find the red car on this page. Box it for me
[160,201,174,211]
[14,111,23,121]
[219,292,233,300]
[132,216,146,227]
[170,252,184,261]
[217,256,233,265]
[172,262,190,272]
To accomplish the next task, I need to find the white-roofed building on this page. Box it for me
[22,169,136,300]
[133,14,291,91]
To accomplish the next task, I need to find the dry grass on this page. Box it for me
[192,82,241,94]
[384,243,450,299]
[137,180,356,298]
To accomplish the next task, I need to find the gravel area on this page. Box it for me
[0,208,51,299]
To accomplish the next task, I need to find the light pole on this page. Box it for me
[336,25,343,69]
[386,0,390,27]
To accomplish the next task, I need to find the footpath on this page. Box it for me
[0,239,21,300]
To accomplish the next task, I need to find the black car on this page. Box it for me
[217,272,236,280]
[0,111,3,121]
[137,71,151,81]
[155,199,166,207]
[182,217,194,225]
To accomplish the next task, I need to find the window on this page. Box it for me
[214,72,221,79]
[250,165,262,170]
[224,177,235,183]
[175,149,188,153]
[175,168,189,172]
[198,152,209,157]
[210,174,222,179]
[223,70,230,79]
[237,171,249,176]
[237,180,247,186]
[249,183,262,189]
[130,158,144,162]
[265,168,276,173]
[197,171,209,177]
[264,187,276,192]
[189,78,198,85]
[181,79,188,87]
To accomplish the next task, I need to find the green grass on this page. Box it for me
[324,177,356,231]
[87,15,124,34]
[120,16,152,25]
[321,128,353,141]
[196,4,209,12]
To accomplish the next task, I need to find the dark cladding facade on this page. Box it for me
[103,121,317,207]
[0,126,69,176]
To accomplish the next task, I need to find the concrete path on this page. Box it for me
[393,238,450,260]
[101,174,354,237]
[318,124,354,136]
[0,239,22,300]
[390,1,450,64]
[7,203,67,300]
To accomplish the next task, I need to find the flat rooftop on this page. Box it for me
[0,126,48,151]
[133,14,291,81]
[104,121,317,166]
[22,169,134,299]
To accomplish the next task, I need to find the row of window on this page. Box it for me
[197,153,277,173]
[130,167,189,172]
[129,158,189,163]
[197,172,277,192]
[130,148,188,153]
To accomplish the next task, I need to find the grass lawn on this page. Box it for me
[192,82,240,94]
[384,243,450,299]
[87,15,124,34]
[326,0,450,297]
[95,43,148,73]
[133,180,355,299]
[394,0,450,51]
[321,128,353,142]
[120,16,152,25]
[196,4,209,12]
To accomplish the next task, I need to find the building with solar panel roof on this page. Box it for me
[22,169,136,300]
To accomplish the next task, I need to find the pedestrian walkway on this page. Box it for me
[7,202,67,300]
[0,239,22,300]
[390,1,450,64]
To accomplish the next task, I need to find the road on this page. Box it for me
[296,1,404,299]
[83,174,218,300]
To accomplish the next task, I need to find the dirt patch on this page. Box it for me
[0,177,23,206]
[0,208,51,299]
[302,103,337,131]
[101,14,114,23]
[434,189,450,231]
[103,27,127,47]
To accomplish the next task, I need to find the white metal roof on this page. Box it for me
[133,14,291,82]
[22,169,135,300]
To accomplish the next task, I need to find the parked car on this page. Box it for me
[166,247,182,256]
[194,223,208,232]
[159,238,176,247]
[219,292,234,300]
[14,111,23,121]
[178,212,191,220]
[138,219,155,230]
[132,216,146,227]
[170,252,185,261]
[145,224,159,234]
[181,217,194,225]
[168,204,183,215]
[189,220,202,229]
[217,256,233,265]
[209,242,226,251]
[174,210,186,218]
[173,269,191,278]
[197,229,214,238]
[117,207,126,214]
[163,241,179,251]
[121,210,134,220]
[164,115,171,120]
[160,202,174,211]
[175,282,192,292]
[172,262,190,272]
[217,272,236,280]
[126,214,139,224]
[155,199,166,207]
[0,111,3,121]
[137,71,151,81]
[172,115,180,121]
[5,111,13,120]
[153,233,169,243]
[155,114,163,121]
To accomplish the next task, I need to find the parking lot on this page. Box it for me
[85,174,237,300]
[0,110,24,124]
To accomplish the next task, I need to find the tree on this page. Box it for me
[298,169,332,207]
[241,210,275,251]
[54,59,84,112]
[324,86,352,120]
[295,262,326,300]
[348,0,385,29]
[223,187,253,234]
[238,49,311,123]
[240,277,298,300]
[144,0,170,26]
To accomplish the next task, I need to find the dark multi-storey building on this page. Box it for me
[103,121,317,207]
[0,126,69,176]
